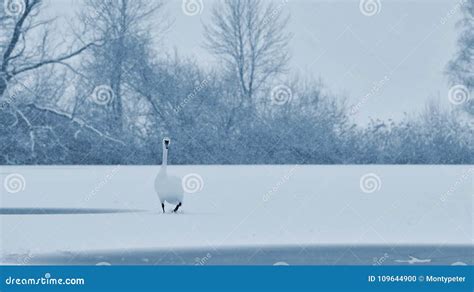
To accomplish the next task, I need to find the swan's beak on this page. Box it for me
[164,139,170,149]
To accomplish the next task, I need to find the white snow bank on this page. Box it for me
[0,165,472,257]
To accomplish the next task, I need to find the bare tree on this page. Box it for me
[447,0,473,91]
[446,0,474,118]
[77,0,166,133]
[0,0,105,164]
[204,0,291,106]
[0,0,95,98]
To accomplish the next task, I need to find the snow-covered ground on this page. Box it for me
[0,165,472,265]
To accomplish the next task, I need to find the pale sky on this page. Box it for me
[47,0,464,124]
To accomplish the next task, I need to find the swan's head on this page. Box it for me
[163,137,170,150]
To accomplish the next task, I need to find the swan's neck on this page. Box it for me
[160,147,168,174]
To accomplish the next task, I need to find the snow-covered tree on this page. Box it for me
[0,0,94,98]
[204,0,292,105]
[76,0,167,134]
[447,0,474,91]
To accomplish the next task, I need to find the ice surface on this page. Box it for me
[0,165,472,263]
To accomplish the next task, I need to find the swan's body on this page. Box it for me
[155,172,183,205]
[154,138,184,212]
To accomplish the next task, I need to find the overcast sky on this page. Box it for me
[49,0,464,124]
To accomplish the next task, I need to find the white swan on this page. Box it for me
[154,137,183,213]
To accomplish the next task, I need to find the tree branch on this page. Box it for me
[12,42,99,76]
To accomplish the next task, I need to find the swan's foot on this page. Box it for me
[173,202,182,213]
[161,203,165,213]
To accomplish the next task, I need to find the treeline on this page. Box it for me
[0,0,472,165]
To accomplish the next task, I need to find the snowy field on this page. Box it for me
[0,165,472,265]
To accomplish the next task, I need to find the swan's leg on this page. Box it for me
[161,202,165,213]
[173,202,182,213]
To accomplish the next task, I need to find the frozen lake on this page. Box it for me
[2,244,473,266]
[0,165,472,265]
